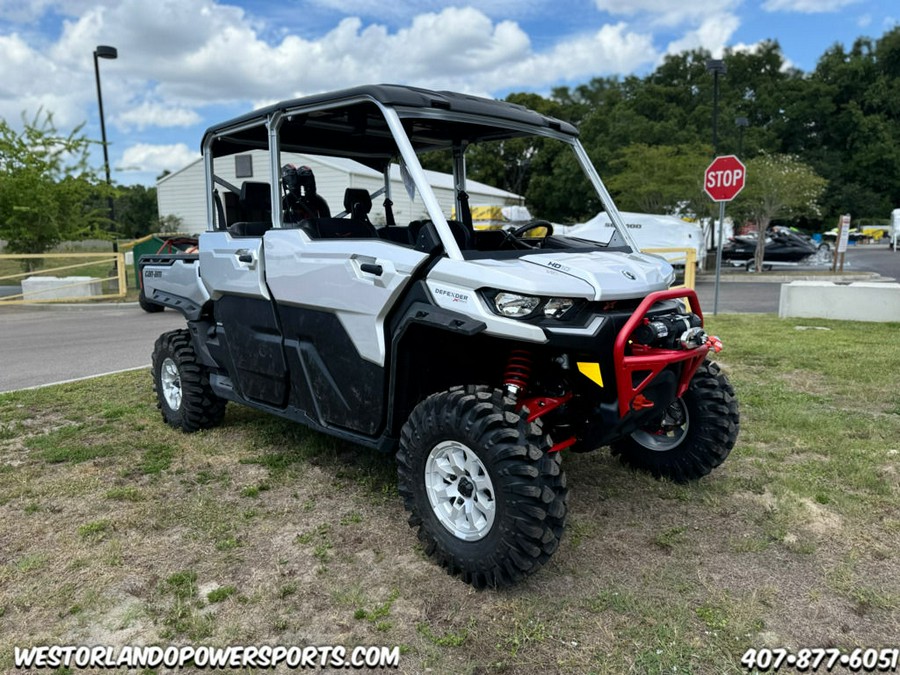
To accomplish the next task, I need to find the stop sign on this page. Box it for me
[704,155,746,202]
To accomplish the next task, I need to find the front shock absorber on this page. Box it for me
[505,348,576,452]
[503,349,533,399]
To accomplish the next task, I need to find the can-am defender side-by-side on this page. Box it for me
[143,85,739,588]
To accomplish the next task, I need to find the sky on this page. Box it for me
[0,0,897,187]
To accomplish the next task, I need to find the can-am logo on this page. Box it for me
[434,287,468,302]
[622,270,637,280]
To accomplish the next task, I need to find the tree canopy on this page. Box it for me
[460,26,900,228]
[0,111,109,255]
[731,154,828,269]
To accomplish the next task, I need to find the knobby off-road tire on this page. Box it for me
[152,329,226,432]
[611,360,739,483]
[397,385,568,589]
[139,289,164,313]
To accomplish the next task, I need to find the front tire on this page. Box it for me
[397,386,567,588]
[151,329,226,432]
[611,361,739,482]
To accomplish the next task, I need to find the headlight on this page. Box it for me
[493,292,541,318]
[486,291,579,320]
[543,297,575,319]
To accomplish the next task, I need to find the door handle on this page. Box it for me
[235,250,253,263]
[360,263,383,276]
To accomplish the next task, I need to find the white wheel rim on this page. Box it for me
[424,440,496,541]
[631,398,689,452]
[160,357,182,411]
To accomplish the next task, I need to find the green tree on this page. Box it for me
[0,110,109,260]
[793,28,900,220]
[605,143,710,215]
[157,214,184,234]
[114,184,159,239]
[731,154,827,271]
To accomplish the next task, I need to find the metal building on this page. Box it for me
[156,150,523,232]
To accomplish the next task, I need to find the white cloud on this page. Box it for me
[119,142,199,174]
[0,32,89,129]
[594,0,741,63]
[499,23,657,90]
[594,0,741,28]
[307,0,547,21]
[729,40,796,71]
[665,14,741,57]
[5,1,656,112]
[0,0,59,22]
[0,0,659,182]
[113,103,201,131]
[762,0,861,13]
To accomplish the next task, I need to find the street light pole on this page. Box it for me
[706,59,726,157]
[706,58,726,253]
[93,45,118,216]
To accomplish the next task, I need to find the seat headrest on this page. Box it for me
[240,182,271,210]
[343,188,372,215]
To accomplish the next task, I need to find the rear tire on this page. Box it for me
[611,361,739,482]
[152,329,226,432]
[397,385,567,588]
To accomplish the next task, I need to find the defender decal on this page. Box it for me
[433,287,469,303]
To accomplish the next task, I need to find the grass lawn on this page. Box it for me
[0,315,898,674]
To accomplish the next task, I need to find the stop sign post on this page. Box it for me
[705,155,746,315]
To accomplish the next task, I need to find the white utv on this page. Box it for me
[143,85,739,588]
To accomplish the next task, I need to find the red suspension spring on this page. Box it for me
[503,349,533,393]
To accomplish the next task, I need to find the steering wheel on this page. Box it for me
[507,219,554,248]
[511,219,554,239]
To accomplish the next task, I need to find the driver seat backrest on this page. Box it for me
[240,181,272,223]
[343,188,373,226]
[447,219,474,250]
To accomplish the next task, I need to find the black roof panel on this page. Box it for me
[202,84,578,157]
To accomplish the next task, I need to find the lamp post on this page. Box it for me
[93,45,117,211]
[735,116,749,156]
[706,58,727,252]
[706,59,726,156]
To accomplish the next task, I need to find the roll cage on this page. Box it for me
[200,84,639,259]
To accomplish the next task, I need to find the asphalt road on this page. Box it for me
[695,244,900,314]
[1,245,897,393]
[0,305,184,393]
[694,280,782,314]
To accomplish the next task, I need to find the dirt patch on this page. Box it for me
[777,369,830,397]
[798,497,843,536]
[1,352,899,673]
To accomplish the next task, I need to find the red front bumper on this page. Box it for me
[612,288,710,418]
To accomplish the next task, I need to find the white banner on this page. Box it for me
[836,214,851,254]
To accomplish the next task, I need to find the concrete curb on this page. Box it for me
[2,365,149,394]
[0,302,140,311]
[696,272,891,284]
